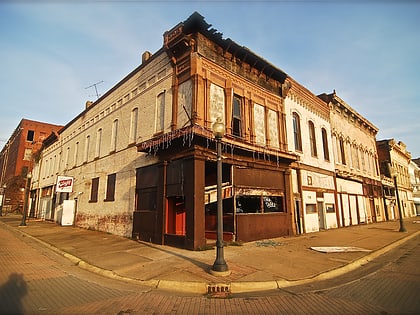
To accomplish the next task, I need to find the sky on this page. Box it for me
[0,0,419,157]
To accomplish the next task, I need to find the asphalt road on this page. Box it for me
[1,225,419,314]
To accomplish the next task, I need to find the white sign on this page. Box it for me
[56,176,74,193]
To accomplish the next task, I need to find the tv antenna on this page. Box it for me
[85,81,104,99]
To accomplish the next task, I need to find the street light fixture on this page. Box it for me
[388,163,407,232]
[210,118,230,276]
[19,172,32,227]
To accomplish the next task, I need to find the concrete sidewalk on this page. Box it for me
[1,215,419,294]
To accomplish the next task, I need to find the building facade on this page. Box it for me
[410,159,420,215]
[318,92,384,226]
[29,12,417,250]
[283,78,337,234]
[377,139,414,219]
[0,119,62,215]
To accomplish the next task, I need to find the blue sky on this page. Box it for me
[1,1,419,157]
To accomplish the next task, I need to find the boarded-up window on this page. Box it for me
[90,177,99,202]
[177,80,192,127]
[110,119,118,153]
[130,108,138,143]
[209,83,225,126]
[268,109,279,148]
[155,92,165,133]
[23,148,32,161]
[253,103,266,145]
[105,173,116,202]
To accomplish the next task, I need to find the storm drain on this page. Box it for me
[207,284,230,294]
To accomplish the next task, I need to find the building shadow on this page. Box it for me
[137,241,212,272]
[0,273,27,315]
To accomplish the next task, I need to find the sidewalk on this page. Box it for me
[1,215,419,294]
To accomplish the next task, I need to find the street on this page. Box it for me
[1,225,419,315]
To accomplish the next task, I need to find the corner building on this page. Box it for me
[135,13,298,249]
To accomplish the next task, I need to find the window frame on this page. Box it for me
[232,94,242,137]
[308,121,317,157]
[292,112,302,152]
[321,128,330,161]
[104,173,116,202]
[90,177,99,203]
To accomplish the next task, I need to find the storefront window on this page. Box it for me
[236,195,284,213]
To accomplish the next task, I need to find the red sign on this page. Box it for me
[56,176,74,193]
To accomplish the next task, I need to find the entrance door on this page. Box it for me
[166,196,186,235]
[318,201,325,230]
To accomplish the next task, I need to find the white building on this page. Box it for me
[284,78,337,233]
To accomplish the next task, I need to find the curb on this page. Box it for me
[4,221,419,295]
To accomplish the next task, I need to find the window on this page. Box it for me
[105,173,116,201]
[339,138,346,165]
[26,130,35,142]
[84,135,90,163]
[306,204,317,214]
[326,203,335,213]
[23,148,32,161]
[308,121,317,157]
[129,108,138,143]
[74,142,79,166]
[232,94,242,137]
[292,112,302,151]
[155,92,165,133]
[236,195,284,213]
[253,103,266,145]
[65,147,70,169]
[90,177,99,202]
[95,128,102,158]
[110,119,118,152]
[321,128,330,161]
[268,110,279,148]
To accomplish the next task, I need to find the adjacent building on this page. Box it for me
[284,78,336,234]
[377,139,414,220]
[410,158,420,215]
[318,92,384,226]
[0,119,62,215]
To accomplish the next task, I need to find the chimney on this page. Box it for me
[85,101,93,109]
[142,51,152,63]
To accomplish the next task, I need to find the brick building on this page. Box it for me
[0,119,62,215]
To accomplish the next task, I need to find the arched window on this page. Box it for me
[110,119,118,153]
[321,128,329,161]
[308,121,317,157]
[95,128,102,158]
[339,138,346,165]
[292,112,302,151]
[130,108,138,144]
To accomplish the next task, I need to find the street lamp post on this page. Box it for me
[19,173,32,227]
[388,163,407,232]
[210,118,230,276]
[0,184,6,216]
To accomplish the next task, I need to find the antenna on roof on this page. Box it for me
[85,81,104,99]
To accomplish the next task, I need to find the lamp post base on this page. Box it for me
[209,268,231,277]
